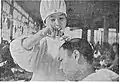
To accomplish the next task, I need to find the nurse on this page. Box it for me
[10,0,67,81]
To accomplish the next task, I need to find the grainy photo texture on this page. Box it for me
[0,0,119,81]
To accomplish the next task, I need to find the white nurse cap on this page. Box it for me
[40,0,67,22]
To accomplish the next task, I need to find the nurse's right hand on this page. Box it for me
[43,24,63,38]
[39,26,52,37]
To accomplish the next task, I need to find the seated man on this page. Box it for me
[58,38,119,81]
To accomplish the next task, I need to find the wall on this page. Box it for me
[1,0,36,43]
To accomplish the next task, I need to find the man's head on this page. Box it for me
[58,38,94,80]
[40,0,67,37]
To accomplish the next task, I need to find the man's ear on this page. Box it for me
[72,50,80,61]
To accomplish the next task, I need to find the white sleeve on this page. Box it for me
[10,35,34,72]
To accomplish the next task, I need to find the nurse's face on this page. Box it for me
[45,12,67,38]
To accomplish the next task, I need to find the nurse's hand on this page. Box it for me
[61,36,71,41]
[44,25,64,38]
[40,27,52,37]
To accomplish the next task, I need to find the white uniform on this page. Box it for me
[10,35,65,81]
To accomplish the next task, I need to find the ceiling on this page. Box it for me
[16,0,119,30]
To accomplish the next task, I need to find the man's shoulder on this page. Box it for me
[82,69,109,81]
[82,69,118,81]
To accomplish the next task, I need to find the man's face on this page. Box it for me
[45,12,67,37]
[58,48,80,78]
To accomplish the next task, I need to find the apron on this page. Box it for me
[30,37,65,81]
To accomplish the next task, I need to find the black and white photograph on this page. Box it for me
[0,0,119,81]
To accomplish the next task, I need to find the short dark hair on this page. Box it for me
[60,38,94,64]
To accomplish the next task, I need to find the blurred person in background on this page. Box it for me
[108,43,119,74]
[99,42,113,68]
